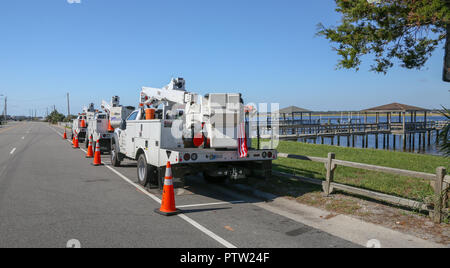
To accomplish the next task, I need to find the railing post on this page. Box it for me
[433,167,446,223]
[323,153,336,196]
[444,180,449,210]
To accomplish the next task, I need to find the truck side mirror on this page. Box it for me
[120,120,127,130]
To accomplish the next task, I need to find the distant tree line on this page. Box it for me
[46,110,76,124]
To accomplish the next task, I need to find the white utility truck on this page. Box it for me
[82,102,112,153]
[110,78,276,188]
[71,113,87,142]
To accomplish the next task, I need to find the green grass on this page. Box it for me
[260,140,449,202]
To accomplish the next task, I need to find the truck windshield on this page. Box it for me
[127,111,138,121]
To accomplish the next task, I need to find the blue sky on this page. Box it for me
[0,0,448,116]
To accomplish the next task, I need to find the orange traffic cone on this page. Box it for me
[86,135,94,158]
[155,162,180,216]
[91,140,102,166]
[63,129,67,140]
[72,132,75,145]
[73,133,80,149]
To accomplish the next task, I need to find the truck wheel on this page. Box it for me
[203,172,227,184]
[137,154,151,187]
[111,142,121,167]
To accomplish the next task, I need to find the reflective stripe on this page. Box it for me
[165,168,172,178]
[164,178,173,186]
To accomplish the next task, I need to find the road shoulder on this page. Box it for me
[208,181,447,248]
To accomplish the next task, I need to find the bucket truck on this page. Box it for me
[71,112,88,142]
[82,102,111,153]
[100,96,134,153]
[110,78,276,188]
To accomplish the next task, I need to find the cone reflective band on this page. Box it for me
[73,132,79,149]
[164,166,173,185]
[155,162,180,216]
[86,136,94,158]
[92,140,102,166]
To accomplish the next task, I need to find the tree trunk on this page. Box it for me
[444,24,450,82]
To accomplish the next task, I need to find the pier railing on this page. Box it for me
[277,152,449,223]
[255,121,445,135]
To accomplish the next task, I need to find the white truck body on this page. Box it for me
[116,118,276,167]
[86,113,113,151]
[71,114,87,141]
[111,78,276,187]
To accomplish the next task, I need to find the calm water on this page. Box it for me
[253,115,448,156]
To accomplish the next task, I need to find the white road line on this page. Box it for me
[177,201,244,209]
[10,148,16,155]
[178,214,237,248]
[49,126,238,249]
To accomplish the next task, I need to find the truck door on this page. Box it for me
[124,111,138,157]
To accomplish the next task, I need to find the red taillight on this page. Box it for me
[268,152,273,158]
[193,133,204,147]
[184,154,191,161]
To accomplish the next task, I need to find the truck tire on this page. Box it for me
[110,142,121,167]
[137,154,152,187]
[203,172,227,184]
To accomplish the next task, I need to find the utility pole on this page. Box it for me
[67,93,71,119]
[2,96,5,122]
[4,96,6,121]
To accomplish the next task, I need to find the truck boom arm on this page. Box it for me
[101,100,112,114]
[141,78,197,108]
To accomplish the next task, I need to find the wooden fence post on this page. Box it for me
[444,181,449,209]
[433,167,446,223]
[323,153,336,196]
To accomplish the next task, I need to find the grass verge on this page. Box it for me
[258,140,449,203]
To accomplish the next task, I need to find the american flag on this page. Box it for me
[238,122,248,158]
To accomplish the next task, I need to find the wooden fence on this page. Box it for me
[277,152,450,223]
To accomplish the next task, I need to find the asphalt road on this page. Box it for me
[0,122,358,248]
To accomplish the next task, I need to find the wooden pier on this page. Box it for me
[254,103,449,152]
